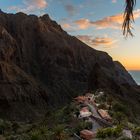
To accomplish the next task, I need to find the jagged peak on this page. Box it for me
[39,14,65,33]
[40,14,52,23]
[0,11,64,33]
[15,12,27,17]
[0,9,4,13]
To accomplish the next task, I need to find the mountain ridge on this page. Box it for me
[0,11,139,121]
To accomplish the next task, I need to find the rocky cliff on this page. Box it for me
[0,11,139,121]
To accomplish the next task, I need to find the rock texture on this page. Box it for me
[0,11,139,121]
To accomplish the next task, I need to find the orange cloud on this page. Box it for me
[74,9,140,30]
[91,9,140,29]
[61,23,78,32]
[24,0,47,9]
[76,35,117,47]
[74,19,90,29]
[8,0,48,13]
[61,23,71,29]
[112,0,117,3]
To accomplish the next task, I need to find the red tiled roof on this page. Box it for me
[98,109,112,120]
[74,96,85,100]
[80,107,89,112]
[80,129,95,140]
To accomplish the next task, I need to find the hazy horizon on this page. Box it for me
[129,70,140,85]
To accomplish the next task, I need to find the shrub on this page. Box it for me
[95,94,106,103]
[0,119,12,135]
[112,126,123,137]
[113,112,126,125]
[29,130,42,140]
[85,121,92,130]
[96,128,112,138]
[12,122,20,134]
[73,121,92,135]
[106,97,113,107]
[96,126,122,139]
[133,127,140,135]
[112,102,127,114]
[117,136,132,140]
[38,125,48,135]
[98,103,107,109]
[53,124,69,140]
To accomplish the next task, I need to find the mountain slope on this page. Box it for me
[0,11,139,121]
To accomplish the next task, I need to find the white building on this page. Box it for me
[79,107,92,118]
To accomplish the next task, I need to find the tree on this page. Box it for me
[53,124,69,140]
[113,112,126,124]
[123,0,136,36]
[96,126,122,138]
[12,122,20,134]
[107,96,113,109]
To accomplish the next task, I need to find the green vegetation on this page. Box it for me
[98,103,108,110]
[73,121,92,135]
[117,136,132,140]
[96,125,123,139]
[133,127,140,135]
[112,102,127,114]
[113,112,127,125]
[0,102,93,140]
[0,90,139,140]
[132,127,140,139]
[0,109,69,140]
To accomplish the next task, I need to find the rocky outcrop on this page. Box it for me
[0,11,139,121]
[114,61,136,85]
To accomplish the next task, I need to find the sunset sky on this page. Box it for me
[0,0,140,70]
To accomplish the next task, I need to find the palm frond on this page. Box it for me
[123,0,136,36]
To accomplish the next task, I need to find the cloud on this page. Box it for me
[61,23,79,32]
[57,1,78,16]
[76,35,117,47]
[91,14,123,29]
[8,0,48,14]
[112,0,117,3]
[74,19,90,29]
[61,23,71,29]
[24,0,47,9]
[74,9,140,30]
[91,9,140,29]
[60,18,79,32]
[64,4,77,16]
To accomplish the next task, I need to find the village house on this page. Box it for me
[79,107,92,118]
[85,93,95,101]
[98,109,112,122]
[95,91,104,98]
[74,94,95,104]
[74,96,86,104]
[80,129,96,140]
[95,103,100,107]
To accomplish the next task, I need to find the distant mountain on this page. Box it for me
[0,11,139,121]
[129,70,140,85]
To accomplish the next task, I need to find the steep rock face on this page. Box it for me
[114,61,136,85]
[0,11,138,121]
[0,62,47,121]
